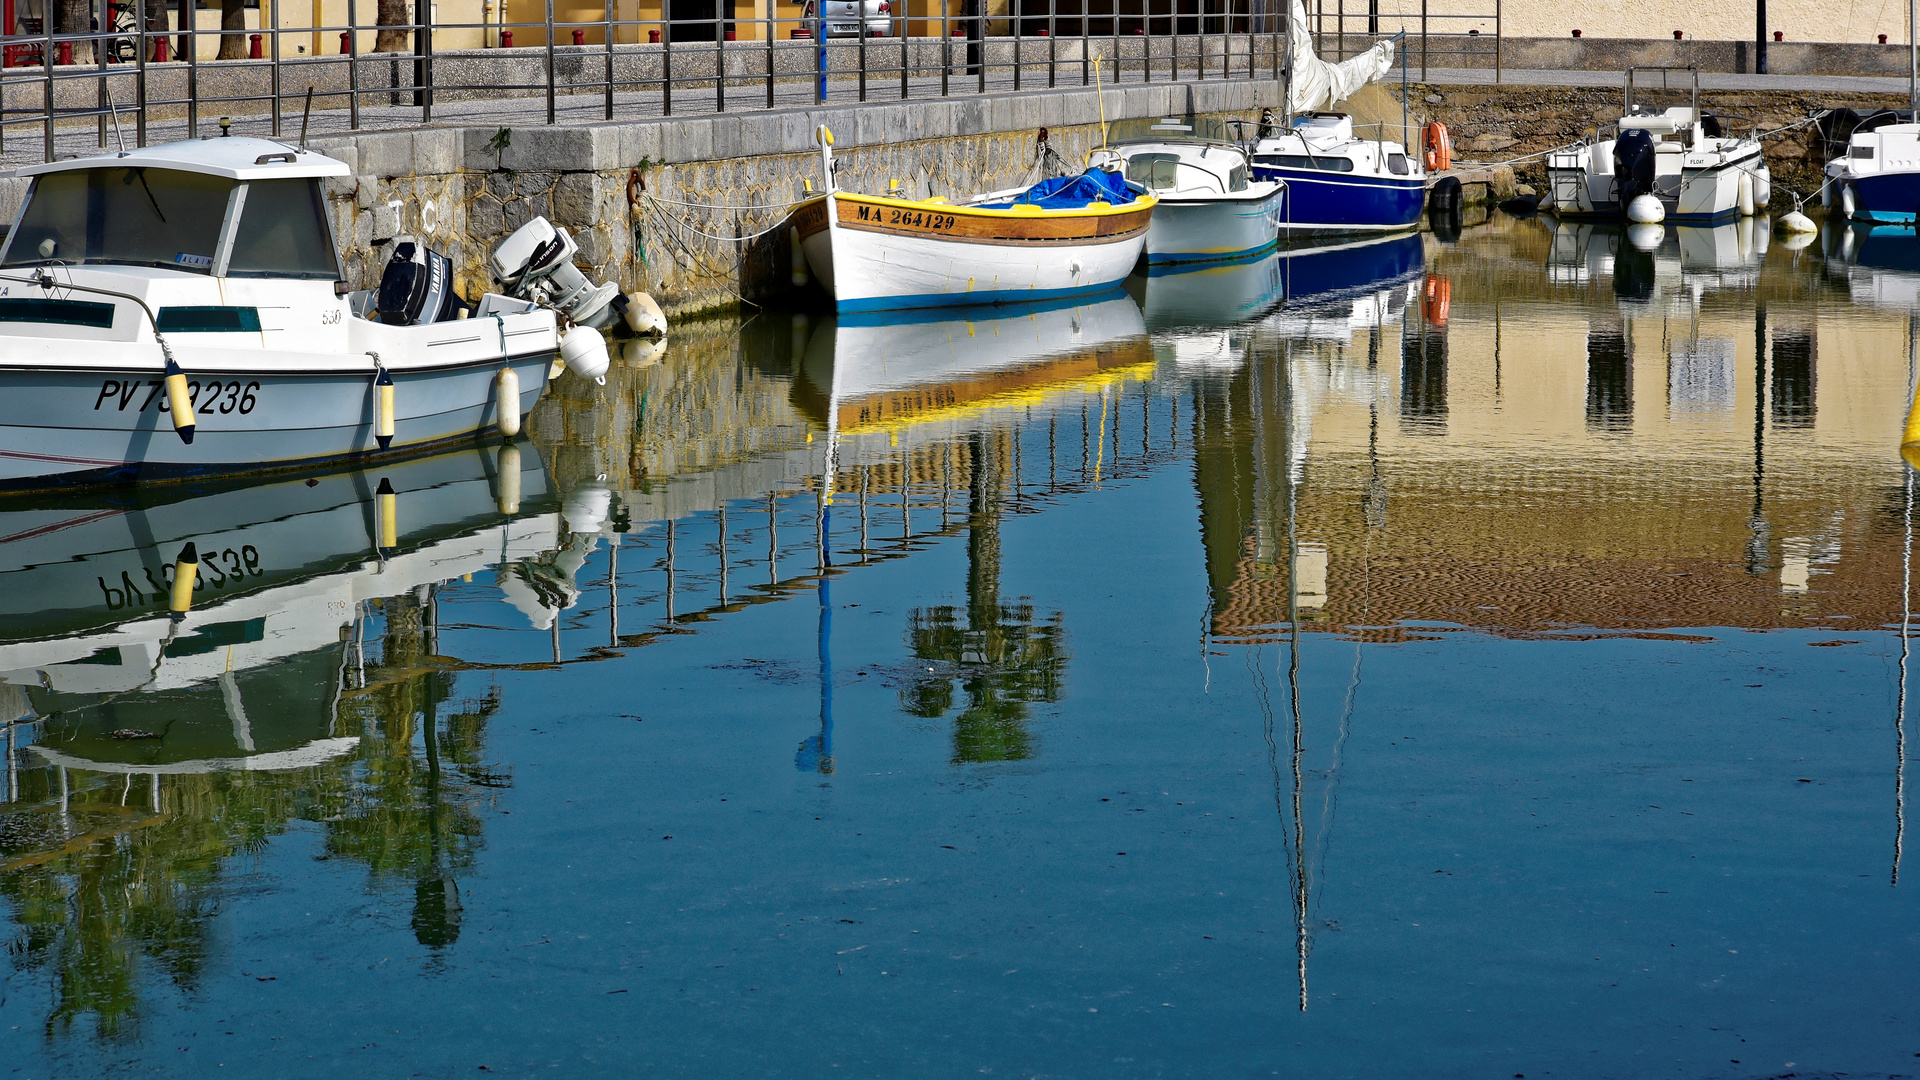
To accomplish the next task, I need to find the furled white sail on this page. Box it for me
[1287,0,1396,113]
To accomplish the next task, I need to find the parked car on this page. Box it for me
[794,0,891,37]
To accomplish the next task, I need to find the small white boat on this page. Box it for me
[1089,117,1284,265]
[0,136,613,494]
[795,125,1157,313]
[1544,67,1770,223]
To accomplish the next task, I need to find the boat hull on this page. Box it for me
[1251,167,1425,235]
[796,191,1155,312]
[1547,146,1769,223]
[0,350,554,492]
[1837,170,1920,223]
[1143,186,1285,264]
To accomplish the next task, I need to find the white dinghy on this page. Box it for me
[1088,117,1284,265]
[0,136,611,493]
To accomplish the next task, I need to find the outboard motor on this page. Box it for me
[377,239,463,325]
[491,216,628,331]
[1613,128,1657,206]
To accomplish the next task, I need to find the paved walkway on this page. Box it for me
[3,62,1910,167]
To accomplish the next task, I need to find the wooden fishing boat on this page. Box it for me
[0,136,620,494]
[793,125,1156,313]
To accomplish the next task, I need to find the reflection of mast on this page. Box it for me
[1747,306,1771,574]
[1899,461,1910,887]
[797,494,835,774]
[1280,338,1310,1012]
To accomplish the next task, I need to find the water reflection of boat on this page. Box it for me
[0,444,559,774]
[1126,247,1288,331]
[1824,222,1920,311]
[1545,218,1769,306]
[1261,233,1424,346]
[793,291,1152,441]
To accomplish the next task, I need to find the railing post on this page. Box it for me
[269,0,281,135]
[96,0,108,149]
[1080,0,1088,84]
[765,0,774,108]
[940,0,948,95]
[973,0,982,92]
[605,0,615,118]
[857,0,866,100]
[135,9,147,146]
[1011,0,1019,90]
[186,24,197,136]
[714,0,724,112]
[546,0,558,120]
[814,0,824,102]
[899,1,906,99]
[347,0,360,129]
[1142,0,1150,83]
[1493,0,1500,83]
[1046,0,1055,87]
[415,0,432,119]
[1419,0,1426,81]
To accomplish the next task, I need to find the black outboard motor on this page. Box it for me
[1613,128,1657,207]
[377,239,463,325]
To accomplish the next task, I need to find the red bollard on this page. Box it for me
[790,27,810,37]
[501,29,513,46]
[340,31,351,52]
[55,40,71,64]
[1882,33,1890,43]
[572,28,584,44]
[648,28,660,42]
[1133,27,1143,33]
[153,36,170,61]
[1672,29,1682,39]
[951,26,964,35]
[249,33,262,58]
[1774,30,1784,40]
[724,29,735,39]
[1571,28,1580,37]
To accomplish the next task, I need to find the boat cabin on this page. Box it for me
[1250,113,1416,178]
[1089,116,1253,195]
[1,137,348,282]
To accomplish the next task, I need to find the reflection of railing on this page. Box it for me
[0,1,1304,164]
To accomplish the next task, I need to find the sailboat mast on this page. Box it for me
[1911,0,1917,116]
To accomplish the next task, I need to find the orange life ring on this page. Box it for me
[1422,121,1452,173]
[1423,275,1451,328]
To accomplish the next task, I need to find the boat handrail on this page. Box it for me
[0,269,176,366]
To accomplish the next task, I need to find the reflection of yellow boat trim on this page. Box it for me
[832,350,1156,437]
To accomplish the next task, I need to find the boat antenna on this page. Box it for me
[300,86,315,149]
[104,82,127,156]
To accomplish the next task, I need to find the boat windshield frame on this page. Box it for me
[0,166,343,281]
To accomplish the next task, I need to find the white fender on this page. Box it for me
[1737,171,1755,217]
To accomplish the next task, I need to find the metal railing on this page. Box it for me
[1320,0,1500,82]
[0,0,1491,162]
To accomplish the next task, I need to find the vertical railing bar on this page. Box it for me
[186,17,196,136]
[1418,0,1426,81]
[1011,0,1019,90]
[1046,0,1054,87]
[605,0,615,118]
[544,0,556,121]
[940,0,948,96]
[857,0,865,101]
[95,0,106,149]
[347,0,359,129]
[43,11,54,160]
[1493,0,1500,83]
[898,0,906,99]
[765,0,774,108]
[664,0,675,114]
[135,9,147,146]
[974,0,981,93]
[714,0,723,113]
[269,0,281,135]
[420,0,433,122]
[1079,0,1088,85]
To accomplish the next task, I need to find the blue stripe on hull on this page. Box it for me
[1847,172,1920,224]
[1252,167,1426,233]
[835,277,1132,313]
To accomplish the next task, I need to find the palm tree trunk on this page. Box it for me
[375,0,410,51]
[54,0,92,61]
[217,0,246,58]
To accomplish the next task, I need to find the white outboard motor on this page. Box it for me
[377,238,464,325]
[491,216,627,330]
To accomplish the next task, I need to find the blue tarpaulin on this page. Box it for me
[978,169,1137,210]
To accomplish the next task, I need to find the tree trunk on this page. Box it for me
[54,0,91,61]
[144,0,169,60]
[217,0,246,58]
[375,0,410,51]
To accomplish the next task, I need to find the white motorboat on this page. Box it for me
[0,136,622,494]
[1089,117,1284,265]
[1544,67,1770,224]
[794,125,1157,313]
[1249,112,1427,236]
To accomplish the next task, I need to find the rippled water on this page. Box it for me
[2,216,1917,1078]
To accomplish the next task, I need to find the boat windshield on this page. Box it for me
[226,178,339,279]
[2,167,232,273]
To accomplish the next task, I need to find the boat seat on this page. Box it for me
[1655,142,1683,153]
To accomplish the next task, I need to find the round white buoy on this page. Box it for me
[495,366,522,437]
[1737,172,1755,217]
[560,326,612,384]
[1627,194,1665,224]
[1627,222,1665,252]
[1776,210,1818,236]
[623,291,667,337]
[563,484,612,535]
